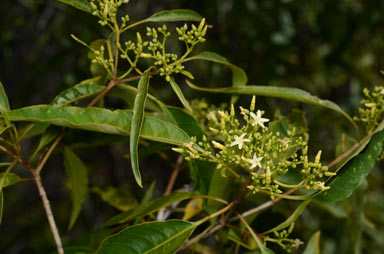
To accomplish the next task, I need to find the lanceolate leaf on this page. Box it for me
[33,125,63,156]
[57,0,93,14]
[0,172,23,188]
[167,106,203,139]
[63,146,88,230]
[148,9,203,22]
[109,83,177,123]
[0,81,10,112]
[130,70,151,187]
[186,81,357,130]
[315,130,384,202]
[264,199,311,234]
[104,192,198,226]
[205,169,234,215]
[8,106,190,145]
[169,78,192,111]
[51,77,104,106]
[92,186,138,212]
[124,9,203,31]
[97,220,197,254]
[186,51,248,104]
[303,231,321,254]
[108,84,161,113]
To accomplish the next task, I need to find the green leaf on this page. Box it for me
[97,220,197,254]
[169,78,192,111]
[34,125,63,156]
[303,231,321,254]
[186,81,358,131]
[314,130,384,202]
[264,199,310,234]
[147,9,203,22]
[103,192,198,226]
[186,52,248,104]
[92,186,138,212]
[130,70,151,187]
[141,180,156,205]
[52,77,104,106]
[8,105,190,145]
[123,9,203,32]
[0,81,10,112]
[0,172,23,188]
[63,146,88,230]
[205,168,234,215]
[109,83,178,124]
[62,247,96,254]
[165,106,215,195]
[108,84,161,113]
[57,0,93,14]
[189,160,215,195]
[166,106,203,139]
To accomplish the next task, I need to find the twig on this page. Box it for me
[165,155,184,195]
[327,141,361,169]
[157,155,184,221]
[33,172,63,254]
[0,145,20,162]
[237,188,297,220]
[87,79,116,108]
[35,130,68,174]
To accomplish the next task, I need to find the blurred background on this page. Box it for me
[1,0,384,253]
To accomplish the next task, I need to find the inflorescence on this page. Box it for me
[174,97,334,199]
[354,86,384,134]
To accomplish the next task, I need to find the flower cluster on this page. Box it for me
[354,86,384,134]
[190,99,228,133]
[174,97,333,199]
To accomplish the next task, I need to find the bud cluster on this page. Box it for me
[354,86,384,134]
[91,44,114,76]
[265,223,304,253]
[116,21,208,80]
[176,18,208,47]
[90,0,129,27]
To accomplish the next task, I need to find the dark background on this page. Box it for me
[1,0,384,253]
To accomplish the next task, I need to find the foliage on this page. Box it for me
[1,1,384,254]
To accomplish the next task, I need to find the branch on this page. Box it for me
[33,172,63,254]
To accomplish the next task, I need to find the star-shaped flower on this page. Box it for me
[230,133,250,149]
[250,110,269,128]
[206,111,217,121]
[247,154,263,170]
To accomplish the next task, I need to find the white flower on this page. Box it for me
[280,138,290,149]
[247,154,263,170]
[250,110,269,128]
[293,239,304,248]
[316,181,329,190]
[230,133,250,149]
[206,111,217,121]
